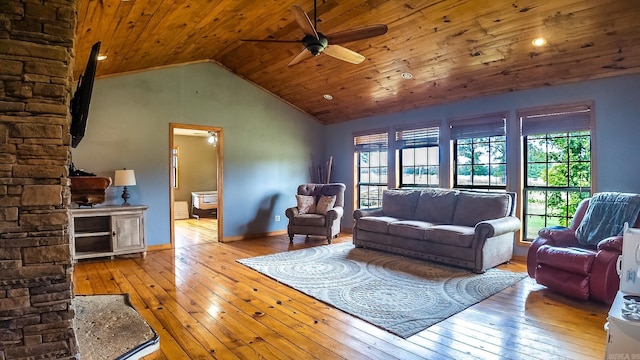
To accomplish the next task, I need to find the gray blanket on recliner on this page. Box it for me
[575,192,640,246]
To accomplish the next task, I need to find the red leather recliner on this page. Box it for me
[527,197,640,305]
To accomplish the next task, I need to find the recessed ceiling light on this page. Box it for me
[97,54,108,61]
[532,37,547,47]
[323,94,333,100]
[401,72,413,79]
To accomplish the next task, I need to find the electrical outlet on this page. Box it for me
[275,215,281,222]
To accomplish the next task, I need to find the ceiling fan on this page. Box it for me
[242,0,388,67]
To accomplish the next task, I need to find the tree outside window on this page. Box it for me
[454,136,506,189]
[524,131,590,239]
[450,115,507,190]
[520,105,592,240]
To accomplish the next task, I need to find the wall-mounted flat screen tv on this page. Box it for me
[70,41,101,148]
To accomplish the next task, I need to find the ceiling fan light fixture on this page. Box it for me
[323,94,333,100]
[309,45,324,56]
[302,34,328,56]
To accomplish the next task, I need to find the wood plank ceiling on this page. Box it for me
[74,0,640,124]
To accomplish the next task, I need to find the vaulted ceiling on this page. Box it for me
[74,0,640,124]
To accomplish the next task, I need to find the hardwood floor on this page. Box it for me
[72,225,609,359]
[174,218,218,248]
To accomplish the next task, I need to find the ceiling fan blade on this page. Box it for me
[326,24,388,44]
[287,48,314,67]
[323,44,365,64]
[240,39,301,43]
[291,5,318,39]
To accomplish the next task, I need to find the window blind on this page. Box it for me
[521,107,591,136]
[449,116,506,140]
[354,131,388,151]
[395,126,439,148]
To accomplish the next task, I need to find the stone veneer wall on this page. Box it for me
[0,0,78,359]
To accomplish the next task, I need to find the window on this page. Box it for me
[396,125,439,188]
[521,105,592,240]
[451,115,507,190]
[354,130,388,208]
[172,147,179,188]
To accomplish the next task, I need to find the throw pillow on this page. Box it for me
[315,195,336,215]
[296,195,316,214]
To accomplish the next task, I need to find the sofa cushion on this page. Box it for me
[357,216,399,234]
[414,188,459,224]
[424,225,476,247]
[388,220,435,240]
[292,214,326,226]
[382,190,421,219]
[452,192,511,227]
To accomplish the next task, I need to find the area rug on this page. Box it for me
[73,294,159,359]
[238,242,526,338]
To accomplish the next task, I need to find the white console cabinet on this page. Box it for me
[605,291,640,359]
[70,205,148,261]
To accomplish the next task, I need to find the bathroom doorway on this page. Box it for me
[169,123,223,247]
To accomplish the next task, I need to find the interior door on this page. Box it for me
[169,123,223,246]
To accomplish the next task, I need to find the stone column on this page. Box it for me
[0,0,78,358]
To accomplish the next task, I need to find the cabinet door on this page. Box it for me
[113,214,144,251]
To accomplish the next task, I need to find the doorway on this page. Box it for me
[169,123,223,247]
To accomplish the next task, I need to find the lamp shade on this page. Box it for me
[114,169,136,187]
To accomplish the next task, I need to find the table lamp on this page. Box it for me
[114,169,136,206]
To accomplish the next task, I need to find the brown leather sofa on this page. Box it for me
[527,195,640,305]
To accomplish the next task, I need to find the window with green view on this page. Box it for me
[521,106,592,240]
[451,115,507,190]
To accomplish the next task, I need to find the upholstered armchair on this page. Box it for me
[527,193,640,305]
[285,183,346,243]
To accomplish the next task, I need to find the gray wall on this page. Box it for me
[71,62,323,246]
[324,73,640,256]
